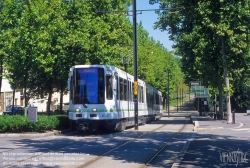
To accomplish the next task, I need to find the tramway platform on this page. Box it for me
[191,114,245,131]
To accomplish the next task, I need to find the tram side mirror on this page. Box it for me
[68,80,70,91]
[68,76,73,91]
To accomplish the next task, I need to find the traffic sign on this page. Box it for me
[189,81,201,86]
[28,107,38,122]
[134,81,138,95]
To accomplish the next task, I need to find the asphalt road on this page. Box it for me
[0,100,249,168]
[178,113,250,168]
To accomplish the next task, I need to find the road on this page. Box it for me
[0,101,249,168]
[177,113,250,168]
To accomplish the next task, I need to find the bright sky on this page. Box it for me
[129,1,174,51]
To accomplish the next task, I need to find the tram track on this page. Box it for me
[1,118,176,168]
[77,116,191,168]
[1,111,194,168]
[142,117,189,168]
[76,118,175,168]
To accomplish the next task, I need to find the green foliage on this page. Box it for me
[136,23,184,100]
[0,115,68,133]
[0,0,184,112]
[151,0,250,110]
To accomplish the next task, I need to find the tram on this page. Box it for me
[68,65,163,131]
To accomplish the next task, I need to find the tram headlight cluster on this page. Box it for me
[92,108,97,112]
[75,108,80,112]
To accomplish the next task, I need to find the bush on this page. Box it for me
[0,115,28,132]
[0,114,69,133]
[54,115,69,129]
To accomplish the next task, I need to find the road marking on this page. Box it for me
[230,128,250,131]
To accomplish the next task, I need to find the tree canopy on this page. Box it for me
[0,0,184,112]
[150,0,250,115]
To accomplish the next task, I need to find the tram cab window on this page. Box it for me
[106,75,113,100]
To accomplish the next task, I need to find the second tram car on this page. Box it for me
[68,65,162,131]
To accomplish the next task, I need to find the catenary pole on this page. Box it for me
[96,3,183,130]
[133,0,138,130]
[168,70,170,117]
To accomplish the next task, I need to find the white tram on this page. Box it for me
[68,65,163,131]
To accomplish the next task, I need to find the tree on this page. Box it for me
[1,0,183,114]
[1,0,133,113]
[150,0,250,121]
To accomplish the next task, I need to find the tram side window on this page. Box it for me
[160,96,162,105]
[138,85,143,103]
[156,93,159,105]
[116,76,119,100]
[70,77,73,100]
[141,86,144,103]
[124,79,127,100]
[132,82,134,101]
[128,81,131,101]
[106,75,113,100]
[138,85,140,102]
[119,77,124,100]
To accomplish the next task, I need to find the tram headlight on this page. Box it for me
[75,108,80,112]
[92,108,97,112]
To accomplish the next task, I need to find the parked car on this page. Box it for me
[5,105,22,111]
[246,107,250,115]
[3,106,25,115]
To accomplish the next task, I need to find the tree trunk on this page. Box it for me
[217,76,223,119]
[47,84,53,115]
[24,74,27,107]
[60,84,64,114]
[0,57,2,97]
[12,88,16,115]
[221,36,232,123]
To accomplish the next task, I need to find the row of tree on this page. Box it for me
[0,0,185,112]
[150,0,250,120]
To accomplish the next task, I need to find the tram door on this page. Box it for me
[146,88,154,116]
[114,75,120,117]
[127,80,133,120]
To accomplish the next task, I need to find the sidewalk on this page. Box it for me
[191,113,246,131]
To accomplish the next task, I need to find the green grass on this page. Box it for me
[169,97,191,107]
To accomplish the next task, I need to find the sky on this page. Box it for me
[129,1,174,51]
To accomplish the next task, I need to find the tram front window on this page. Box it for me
[73,68,104,104]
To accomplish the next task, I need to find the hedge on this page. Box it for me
[0,115,69,133]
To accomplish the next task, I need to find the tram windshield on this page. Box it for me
[73,68,104,104]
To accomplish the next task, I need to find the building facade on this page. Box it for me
[0,77,69,113]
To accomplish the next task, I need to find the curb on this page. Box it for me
[191,116,244,131]
[0,129,72,138]
[230,122,244,129]
[191,116,224,131]
[193,126,223,131]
